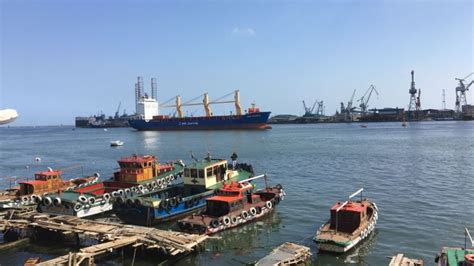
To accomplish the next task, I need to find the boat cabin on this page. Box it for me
[330,201,370,234]
[18,170,63,196]
[183,158,238,191]
[113,155,170,183]
[205,182,255,217]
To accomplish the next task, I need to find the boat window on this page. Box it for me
[184,168,190,177]
[206,201,230,216]
[199,169,204,179]
[206,168,212,178]
[212,166,217,175]
[190,169,197,178]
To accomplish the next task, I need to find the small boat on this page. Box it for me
[314,188,378,253]
[113,155,256,225]
[38,155,184,218]
[110,140,124,146]
[402,122,407,127]
[0,169,97,209]
[177,175,284,235]
[435,227,474,266]
[360,124,368,128]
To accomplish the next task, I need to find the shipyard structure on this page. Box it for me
[129,77,271,130]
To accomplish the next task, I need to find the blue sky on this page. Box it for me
[1,0,472,125]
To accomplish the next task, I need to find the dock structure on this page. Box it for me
[0,209,208,265]
[389,253,424,266]
[256,242,312,266]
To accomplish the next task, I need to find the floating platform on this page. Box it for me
[0,209,208,264]
[256,242,312,266]
[389,253,424,266]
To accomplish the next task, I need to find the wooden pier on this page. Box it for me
[256,242,312,266]
[389,253,424,266]
[0,208,208,265]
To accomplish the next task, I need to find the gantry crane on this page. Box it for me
[455,72,474,113]
[357,85,379,115]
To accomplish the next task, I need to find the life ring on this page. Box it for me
[157,179,163,186]
[53,197,61,206]
[134,198,143,206]
[131,186,137,193]
[118,189,125,197]
[74,203,82,212]
[210,219,219,228]
[30,194,38,202]
[231,216,238,224]
[169,197,177,207]
[250,207,257,216]
[176,195,183,203]
[266,201,273,209]
[78,195,87,203]
[160,199,169,209]
[21,196,29,203]
[124,188,131,195]
[165,176,171,182]
[146,183,153,190]
[241,211,249,219]
[223,216,231,226]
[465,254,474,263]
[35,195,43,203]
[43,197,52,206]
[88,197,96,205]
[111,191,119,198]
[103,193,111,201]
[138,185,145,192]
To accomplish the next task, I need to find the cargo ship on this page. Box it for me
[128,77,271,130]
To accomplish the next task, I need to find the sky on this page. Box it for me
[1,0,473,126]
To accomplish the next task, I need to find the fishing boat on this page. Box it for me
[110,140,124,146]
[0,168,97,209]
[113,155,256,226]
[314,188,378,253]
[435,227,474,266]
[38,155,184,218]
[177,175,284,235]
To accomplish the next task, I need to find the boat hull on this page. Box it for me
[128,112,271,131]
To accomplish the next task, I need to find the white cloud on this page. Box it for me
[232,27,256,36]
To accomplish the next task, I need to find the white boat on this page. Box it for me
[110,140,124,146]
[0,109,18,125]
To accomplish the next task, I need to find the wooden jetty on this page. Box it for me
[389,253,424,266]
[0,209,208,265]
[256,242,312,266]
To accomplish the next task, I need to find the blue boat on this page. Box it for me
[112,155,255,226]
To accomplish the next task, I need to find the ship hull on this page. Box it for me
[128,112,271,131]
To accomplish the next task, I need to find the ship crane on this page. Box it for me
[357,85,379,115]
[161,90,243,118]
[455,72,474,113]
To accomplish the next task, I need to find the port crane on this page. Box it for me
[302,100,324,117]
[160,91,243,118]
[114,102,121,119]
[455,72,474,112]
[357,85,379,115]
[340,89,356,121]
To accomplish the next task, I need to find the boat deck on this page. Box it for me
[256,242,312,266]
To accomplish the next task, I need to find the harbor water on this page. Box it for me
[0,121,473,265]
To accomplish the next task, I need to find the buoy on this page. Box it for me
[35,157,41,162]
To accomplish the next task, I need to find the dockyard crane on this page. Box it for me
[357,85,379,115]
[302,100,317,116]
[114,102,121,119]
[455,72,474,112]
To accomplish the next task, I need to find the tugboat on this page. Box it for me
[38,155,184,218]
[0,168,97,209]
[314,188,378,253]
[113,154,256,226]
[177,175,284,235]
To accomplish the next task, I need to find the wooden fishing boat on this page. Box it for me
[113,155,256,226]
[177,175,284,235]
[0,168,97,209]
[38,155,184,218]
[314,188,378,253]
